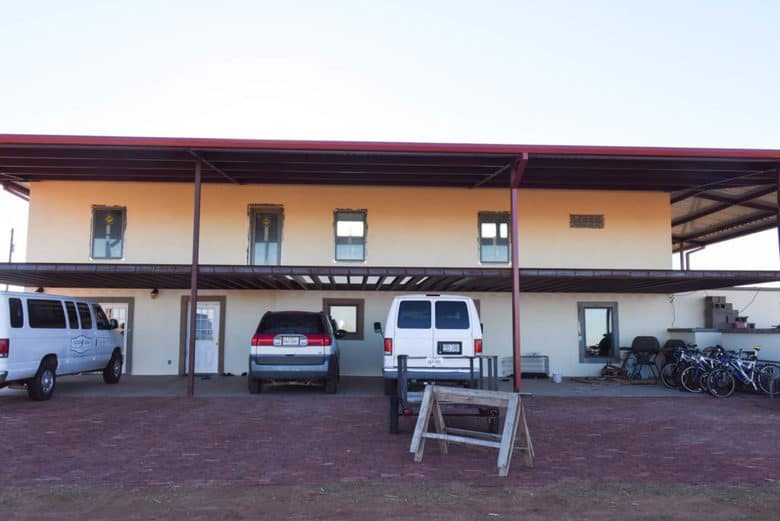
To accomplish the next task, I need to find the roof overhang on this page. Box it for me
[2,133,779,249]
[1,263,778,294]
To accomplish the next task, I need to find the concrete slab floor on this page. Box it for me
[0,373,705,399]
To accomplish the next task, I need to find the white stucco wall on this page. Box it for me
[27,182,672,269]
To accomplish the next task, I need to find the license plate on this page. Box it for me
[438,342,461,355]
[281,336,300,346]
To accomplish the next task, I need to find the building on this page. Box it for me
[2,134,780,391]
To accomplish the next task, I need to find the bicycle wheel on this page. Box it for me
[708,368,735,398]
[699,369,713,393]
[756,365,779,394]
[660,362,678,388]
[680,365,703,393]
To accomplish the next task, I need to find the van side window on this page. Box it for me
[435,301,470,329]
[76,303,93,329]
[9,298,23,328]
[93,304,111,330]
[397,301,431,329]
[27,300,67,329]
[65,302,79,329]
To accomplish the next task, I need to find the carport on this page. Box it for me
[2,134,780,394]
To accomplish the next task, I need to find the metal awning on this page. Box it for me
[2,263,778,293]
[2,134,779,251]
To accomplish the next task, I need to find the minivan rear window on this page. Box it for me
[27,299,67,329]
[257,313,325,335]
[397,301,431,329]
[9,298,23,328]
[435,301,470,330]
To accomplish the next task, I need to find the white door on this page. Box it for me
[99,302,129,373]
[185,301,220,374]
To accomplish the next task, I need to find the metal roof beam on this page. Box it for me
[672,185,778,227]
[674,211,776,242]
[189,151,240,184]
[695,192,777,213]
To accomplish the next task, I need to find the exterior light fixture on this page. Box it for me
[150,288,159,299]
[35,287,44,293]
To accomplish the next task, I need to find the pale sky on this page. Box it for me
[1,0,779,269]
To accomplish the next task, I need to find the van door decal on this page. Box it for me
[70,335,90,356]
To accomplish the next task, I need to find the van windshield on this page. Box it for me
[435,301,470,329]
[257,312,325,335]
[397,301,431,329]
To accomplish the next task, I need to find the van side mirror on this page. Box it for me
[109,319,119,330]
[373,321,383,334]
[334,329,347,339]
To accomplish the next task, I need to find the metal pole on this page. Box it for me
[511,153,528,393]
[777,169,780,257]
[187,160,202,397]
[678,242,685,270]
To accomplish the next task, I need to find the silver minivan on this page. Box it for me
[0,291,124,400]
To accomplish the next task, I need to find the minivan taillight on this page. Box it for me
[0,339,8,358]
[474,339,482,354]
[384,338,393,354]
[305,334,332,346]
[251,334,275,346]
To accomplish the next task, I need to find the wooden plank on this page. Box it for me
[431,396,448,455]
[497,394,521,477]
[410,385,435,462]
[432,387,513,407]
[518,402,535,464]
[422,432,502,449]
[444,427,503,442]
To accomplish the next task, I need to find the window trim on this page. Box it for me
[248,205,284,266]
[323,298,364,340]
[478,211,511,264]
[333,209,367,262]
[90,205,127,260]
[577,301,619,363]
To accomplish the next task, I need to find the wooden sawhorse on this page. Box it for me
[409,385,533,477]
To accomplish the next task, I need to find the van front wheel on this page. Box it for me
[28,365,56,401]
[103,352,123,384]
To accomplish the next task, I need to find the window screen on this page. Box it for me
[65,301,79,329]
[570,214,605,229]
[27,300,66,329]
[250,207,283,265]
[435,301,470,329]
[397,301,431,329]
[334,210,366,261]
[478,212,510,263]
[77,303,92,329]
[9,298,23,328]
[92,207,125,259]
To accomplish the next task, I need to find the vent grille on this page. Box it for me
[570,214,604,229]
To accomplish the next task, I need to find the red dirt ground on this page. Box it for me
[1,394,778,487]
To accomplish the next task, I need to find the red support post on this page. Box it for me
[187,159,202,397]
[777,169,780,258]
[511,153,528,392]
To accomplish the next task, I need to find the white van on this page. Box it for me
[0,291,124,400]
[379,294,483,391]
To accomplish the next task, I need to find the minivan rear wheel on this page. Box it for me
[28,362,56,401]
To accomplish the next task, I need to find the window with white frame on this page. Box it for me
[478,212,510,263]
[334,210,367,261]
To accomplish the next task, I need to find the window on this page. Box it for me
[334,210,367,261]
[397,301,431,329]
[93,304,111,330]
[65,301,78,329]
[27,300,66,329]
[250,206,283,265]
[91,206,126,259]
[435,301,470,330]
[478,212,510,263]
[257,312,326,335]
[323,298,364,340]
[77,303,92,329]
[578,302,618,362]
[9,298,23,328]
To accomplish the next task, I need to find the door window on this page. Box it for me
[397,301,431,329]
[435,301,470,329]
[76,303,92,329]
[250,206,283,265]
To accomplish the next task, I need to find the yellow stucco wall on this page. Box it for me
[27,182,672,269]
